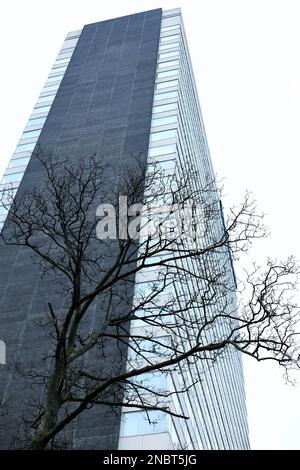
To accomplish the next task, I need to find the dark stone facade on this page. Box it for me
[0,9,162,449]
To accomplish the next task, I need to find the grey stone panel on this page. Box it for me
[0,9,162,449]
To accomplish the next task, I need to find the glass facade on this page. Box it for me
[119,8,250,451]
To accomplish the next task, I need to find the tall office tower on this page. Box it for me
[0,8,250,449]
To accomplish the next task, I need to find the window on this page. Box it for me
[154,91,178,102]
[40,93,53,104]
[142,256,164,271]
[55,57,70,64]
[131,308,147,327]
[158,60,179,70]
[60,47,74,53]
[156,80,178,90]
[153,102,178,114]
[27,116,46,126]
[64,35,79,43]
[0,188,17,198]
[139,254,174,273]
[134,281,155,298]
[159,43,179,51]
[157,70,179,79]
[159,51,179,60]
[49,68,65,77]
[57,52,72,59]
[9,157,30,168]
[148,191,173,207]
[51,65,67,73]
[42,84,59,92]
[156,159,176,171]
[135,279,173,297]
[151,115,177,127]
[131,307,166,326]
[66,33,81,40]
[15,142,36,153]
[2,173,23,184]
[128,335,171,360]
[47,74,63,82]
[149,144,176,157]
[0,205,9,216]
[22,129,41,140]
[32,105,51,115]
[150,129,177,142]
[38,94,55,103]
[133,371,168,391]
[161,34,180,43]
[120,411,166,437]
[161,25,180,32]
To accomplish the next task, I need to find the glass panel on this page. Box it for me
[120,411,166,437]
[159,43,180,51]
[51,65,67,73]
[157,70,179,79]
[154,91,178,102]
[0,188,17,198]
[150,129,177,142]
[149,144,176,157]
[42,90,56,100]
[161,34,180,42]
[47,74,63,82]
[161,25,180,32]
[135,279,173,297]
[15,142,35,153]
[131,308,166,326]
[156,159,176,171]
[28,117,46,126]
[132,371,168,391]
[153,102,177,113]
[57,52,72,59]
[22,129,41,139]
[60,47,74,53]
[66,34,81,40]
[159,52,179,60]
[158,60,179,69]
[140,257,163,272]
[55,57,70,64]
[42,84,59,92]
[128,335,171,359]
[156,80,178,90]
[9,157,30,168]
[0,205,10,216]
[2,173,23,184]
[32,106,51,115]
[38,94,55,103]
[148,191,173,206]
[151,115,177,127]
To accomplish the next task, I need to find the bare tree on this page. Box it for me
[0,148,299,450]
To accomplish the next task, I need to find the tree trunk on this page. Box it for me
[26,351,65,449]
[26,402,60,449]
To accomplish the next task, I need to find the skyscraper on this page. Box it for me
[0,8,250,449]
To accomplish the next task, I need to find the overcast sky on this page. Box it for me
[1,0,300,449]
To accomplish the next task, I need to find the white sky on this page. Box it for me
[1,0,300,449]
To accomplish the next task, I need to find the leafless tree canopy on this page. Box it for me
[0,149,299,449]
